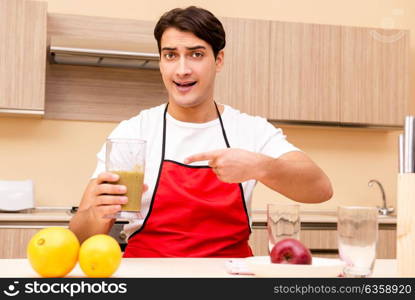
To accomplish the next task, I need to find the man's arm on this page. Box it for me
[254,151,333,203]
[185,149,333,204]
[69,173,128,243]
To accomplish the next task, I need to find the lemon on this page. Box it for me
[79,234,122,278]
[27,227,80,277]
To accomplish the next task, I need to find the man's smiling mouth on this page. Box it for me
[173,81,197,87]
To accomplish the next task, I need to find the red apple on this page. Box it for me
[270,238,312,265]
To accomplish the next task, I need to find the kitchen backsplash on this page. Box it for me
[0,117,399,211]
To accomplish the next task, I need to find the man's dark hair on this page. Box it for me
[154,6,226,59]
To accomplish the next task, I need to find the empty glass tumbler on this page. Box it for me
[267,203,301,252]
[337,206,378,277]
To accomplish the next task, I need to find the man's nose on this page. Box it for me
[176,57,192,76]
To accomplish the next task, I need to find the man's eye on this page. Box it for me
[192,52,204,58]
[164,53,176,59]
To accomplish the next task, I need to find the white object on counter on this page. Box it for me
[225,259,254,275]
[0,180,34,211]
[245,256,345,277]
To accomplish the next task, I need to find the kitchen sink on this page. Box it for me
[378,213,396,218]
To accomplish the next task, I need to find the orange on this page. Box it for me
[79,234,122,277]
[27,227,80,277]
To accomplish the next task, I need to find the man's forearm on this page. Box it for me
[69,208,114,243]
[254,152,333,203]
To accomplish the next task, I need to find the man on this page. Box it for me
[70,6,333,257]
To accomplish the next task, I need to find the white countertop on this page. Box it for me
[251,209,397,224]
[0,209,397,224]
[0,208,72,222]
[0,257,397,278]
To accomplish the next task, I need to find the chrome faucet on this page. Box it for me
[368,179,394,216]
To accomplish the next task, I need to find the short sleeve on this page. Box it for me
[255,119,301,158]
[91,144,106,179]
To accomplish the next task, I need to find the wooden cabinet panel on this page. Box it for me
[0,0,47,112]
[45,64,166,122]
[300,229,337,250]
[215,18,270,118]
[249,226,269,256]
[47,13,157,45]
[340,27,409,126]
[377,227,396,259]
[0,224,72,259]
[0,228,42,258]
[268,21,341,122]
[249,227,339,257]
[249,225,396,259]
[45,14,166,122]
[267,21,408,126]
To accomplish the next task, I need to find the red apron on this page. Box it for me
[123,103,252,257]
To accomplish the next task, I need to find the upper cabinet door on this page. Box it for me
[214,18,270,118]
[268,21,341,123]
[0,0,47,112]
[340,27,410,126]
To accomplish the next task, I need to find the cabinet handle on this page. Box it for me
[0,108,44,116]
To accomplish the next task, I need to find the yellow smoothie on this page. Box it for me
[112,170,144,211]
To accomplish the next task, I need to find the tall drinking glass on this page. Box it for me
[337,206,378,277]
[105,138,146,220]
[267,204,300,253]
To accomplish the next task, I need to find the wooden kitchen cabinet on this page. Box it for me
[249,226,269,256]
[40,13,408,126]
[224,20,410,126]
[248,226,339,257]
[0,218,127,258]
[267,21,409,126]
[214,17,270,118]
[340,27,409,126]
[268,21,341,123]
[0,0,47,115]
[45,14,166,122]
[249,224,397,259]
[0,227,43,258]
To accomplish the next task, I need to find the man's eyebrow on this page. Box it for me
[161,45,206,51]
[161,47,176,51]
[186,45,206,50]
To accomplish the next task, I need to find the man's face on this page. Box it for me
[159,27,224,108]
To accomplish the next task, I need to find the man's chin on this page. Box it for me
[168,98,204,109]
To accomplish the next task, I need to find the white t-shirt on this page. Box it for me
[92,103,300,237]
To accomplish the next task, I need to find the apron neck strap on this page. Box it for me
[214,102,230,148]
[162,102,231,160]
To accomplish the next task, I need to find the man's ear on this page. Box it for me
[215,50,224,73]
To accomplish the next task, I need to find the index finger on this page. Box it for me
[97,172,120,184]
[184,150,223,164]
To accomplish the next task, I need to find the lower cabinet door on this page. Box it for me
[0,228,43,258]
[249,225,396,259]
